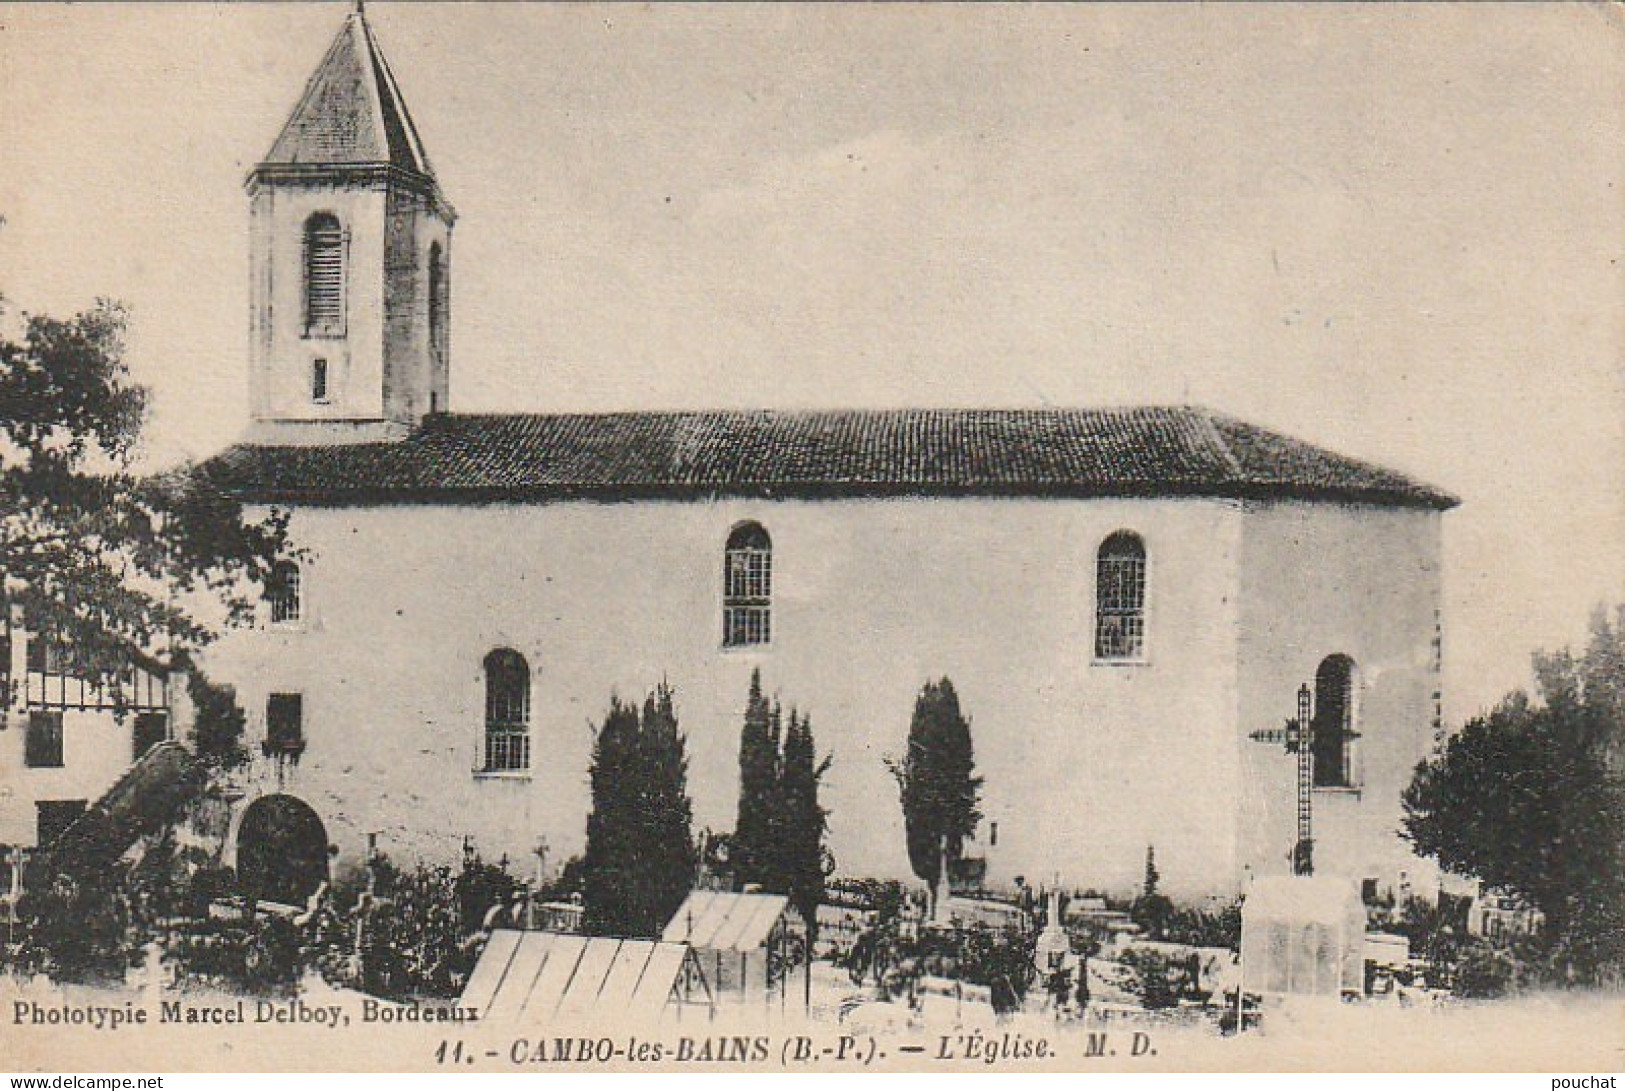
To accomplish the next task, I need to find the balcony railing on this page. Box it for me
[23,666,168,713]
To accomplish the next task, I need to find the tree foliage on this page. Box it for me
[1131,844,1175,940]
[582,685,696,938]
[887,677,983,907]
[730,671,831,935]
[0,296,287,695]
[1403,606,1625,983]
[184,663,249,771]
[779,707,831,933]
[732,669,779,888]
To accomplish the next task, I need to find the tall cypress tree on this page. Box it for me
[780,709,831,937]
[733,669,777,889]
[888,677,983,914]
[582,686,696,937]
[641,684,697,933]
[761,699,787,891]
[583,696,639,936]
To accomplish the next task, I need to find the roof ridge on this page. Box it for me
[353,10,392,172]
[435,404,1198,422]
[1191,407,1247,479]
[208,406,1456,510]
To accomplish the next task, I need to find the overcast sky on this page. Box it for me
[1,2,1620,723]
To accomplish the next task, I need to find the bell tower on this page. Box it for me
[245,3,454,445]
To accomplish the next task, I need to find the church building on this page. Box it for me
[194,6,1456,904]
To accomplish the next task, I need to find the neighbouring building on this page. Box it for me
[0,608,175,852]
[186,6,1455,905]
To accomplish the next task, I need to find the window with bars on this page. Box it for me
[1313,654,1357,788]
[311,357,329,403]
[482,649,531,773]
[1094,531,1147,660]
[265,693,305,758]
[25,711,64,768]
[267,562,302,625]
[304,213,345,336]
[723,522,772,648]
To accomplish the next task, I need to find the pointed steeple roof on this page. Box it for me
[259,3,436,180]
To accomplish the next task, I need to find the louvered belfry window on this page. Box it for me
[304,213,345,336]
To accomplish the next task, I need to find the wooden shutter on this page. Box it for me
[305,217,345,334]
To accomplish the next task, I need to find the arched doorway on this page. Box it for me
[236,794,329,906]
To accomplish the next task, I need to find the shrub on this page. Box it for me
[1161,903,1242,950]
[454,854,521,935]
[1119,947,1194,1010]
[1452,940,1521,998]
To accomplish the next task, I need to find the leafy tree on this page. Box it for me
[582,685,696,937]
[779,708,831,937]
[1403,606,1625,983]
[732,669,779,889]
[887,677,983,913]
[0,294,286,704]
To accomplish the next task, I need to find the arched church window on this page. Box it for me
[267,560,302,625]
[1094,531,1146,660]
[483,648,531,773]
[428,241,446,363]
[723,522,772,648]
[1313,654,1357,788]
[303,213,345,336]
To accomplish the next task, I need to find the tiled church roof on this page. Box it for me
[257,5,435,179]
[203,406,1458,510]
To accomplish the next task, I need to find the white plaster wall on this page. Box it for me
[249,184,388,423]
[382,187,452,422]
[205,495,1251,899]
[1233,500,1444,893]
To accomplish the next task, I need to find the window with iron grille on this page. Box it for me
[1312,654,1357,788]
[483,649,531,773]
[723,522,772,648]
[267,562,301,625]
[1094,531,1146,660]
[311,357,329,402]
[304,213,345,336]
[25,711,64,768]
[265,693,305,758]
